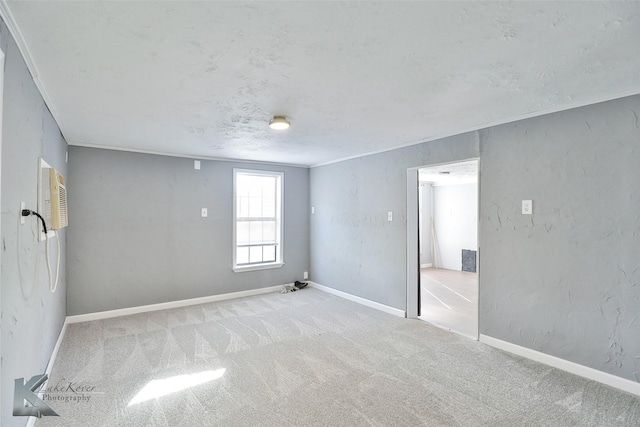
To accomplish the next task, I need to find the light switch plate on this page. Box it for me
[201,208,208,217]
[522,200,533,215]
[387,211,393,221]
[194,160,201,170]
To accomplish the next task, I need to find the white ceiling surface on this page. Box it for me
[4,2,640,167]
[419,160,478,186]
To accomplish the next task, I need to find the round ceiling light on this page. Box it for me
[269,116,290,130]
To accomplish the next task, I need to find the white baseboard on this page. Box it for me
[479,334,640,397]
[25,319,69,427]
[26,413,37,427]
[309,281,406,318]
[66,285,283,324]
[45,319,68,375]
[420,263,433,268]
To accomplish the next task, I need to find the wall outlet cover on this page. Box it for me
[20,202,26,224]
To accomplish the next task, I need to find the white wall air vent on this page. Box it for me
[50,170,68,229]
[38,157,68,240]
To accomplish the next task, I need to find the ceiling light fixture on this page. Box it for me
[269,116,290,130]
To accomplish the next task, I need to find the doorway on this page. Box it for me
[412,159,479,339]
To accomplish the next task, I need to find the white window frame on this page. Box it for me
[232,168,284,272]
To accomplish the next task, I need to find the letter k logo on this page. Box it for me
[13,374,58,417]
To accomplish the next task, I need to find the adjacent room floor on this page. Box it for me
[420,267,478,338]
[37,288,639,426]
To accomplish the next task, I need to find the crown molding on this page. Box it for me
[0,1,37,76]
[0,1,69,139]
[70,140,310,169]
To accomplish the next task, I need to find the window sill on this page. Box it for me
[233,262,284,273]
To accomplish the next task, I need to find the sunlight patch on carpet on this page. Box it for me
[128,369,226,405]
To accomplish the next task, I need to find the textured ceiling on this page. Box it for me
[3,1,640,166]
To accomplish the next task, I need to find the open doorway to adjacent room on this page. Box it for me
[418,159,479,339]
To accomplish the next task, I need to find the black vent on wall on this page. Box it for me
[462,249,477,273]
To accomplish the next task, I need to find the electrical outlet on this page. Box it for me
[303,271,308,280]
[20,202,26,224]
[194,160,201,170]
[522,200,533,215]
[201,208,208,217]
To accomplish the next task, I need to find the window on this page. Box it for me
[233,169,284,272]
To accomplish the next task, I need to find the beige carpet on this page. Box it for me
[36,288,639,426]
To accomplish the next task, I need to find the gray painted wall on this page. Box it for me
[478,95,640,382]
[310,94,640,382]
[1,22,68,426]
[310,133,479,309]
[67,147,309,315]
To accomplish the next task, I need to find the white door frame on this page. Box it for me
[406,168,420,318]
[0,47,5,409]
[406,159,480,338]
